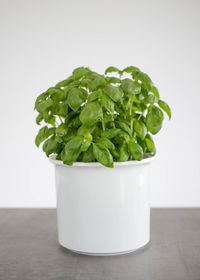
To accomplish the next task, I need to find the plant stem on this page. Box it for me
[128,98,132,116]
[102,117,105,131]
[112,114,115,128]
[138,109,145,120]
[59,116,63,123]
[129,107,132,116]
[130,119,133,133]
[129,97,133,133]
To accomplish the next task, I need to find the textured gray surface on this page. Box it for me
[0,209,200,280]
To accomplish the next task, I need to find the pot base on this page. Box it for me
[59,240,150,257]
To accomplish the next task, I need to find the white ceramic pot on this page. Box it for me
[50,157,154,256]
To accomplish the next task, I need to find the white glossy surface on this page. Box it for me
[50,158,154,255]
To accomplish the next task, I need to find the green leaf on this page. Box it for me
[36,114,43,125]
[88,89,102,102]
[77,127,92,152]
[151,86,160,98]
[80,101,103,127]
[56,123,68,136]
[56,76,74,87]
[117,130,130,144]
[67,88,87,111]
[35,126,55,147]
[95,137,115,150]
[133,120,147,140]
[92,143,113,168]
[35,98,53,113]
[158,107,164,120]
[103,85,123,103]
[61,136,84,165]
[35,92,50,105]
[121,79,141,96]
[128,81,141,96]
[72,67,89,80]
[42,137,59,157]
[80,78,91,88]
[119,144,129,162]
[89,76,106,91]
[82,145,95,162]
[132,71,153,91]
[106,77,121,83]
[44,115,56,127]
[68,115,81,128]
[81,137,92,152]
[143,94,157,105]
[63,127,76,143]
[65,111,79,125]
[56,153,62,160]
[116,121,132,136]
[105,66,120,75]
[100,94,114,114]
[136,137,146,152]
[145,134,156,153]
[77,125,96,135]
[63,81,80,94]
[132,102,146,113]
[146,106,163,134]
[101,128,121,139]
[53,102,68,117]
[103,112,113,122]
[55,135,64,143]
[123,66,140,73]
[77,126,90,136]
[128,142,143,161]
[158,100,171,120]
[50,89,66,102]
[121,78,133,94]
[111,148,119,160]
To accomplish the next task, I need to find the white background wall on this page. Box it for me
[0,0,200,207]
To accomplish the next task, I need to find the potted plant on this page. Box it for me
[35,66,171,256]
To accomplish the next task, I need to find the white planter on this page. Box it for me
[50,157,154,256]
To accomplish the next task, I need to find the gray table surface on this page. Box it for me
[0,209,200,280]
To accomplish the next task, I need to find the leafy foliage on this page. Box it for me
[35,66,171,167]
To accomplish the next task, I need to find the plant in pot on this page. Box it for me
[35,66,171,256]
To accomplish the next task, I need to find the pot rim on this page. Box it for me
[49,154,155,168]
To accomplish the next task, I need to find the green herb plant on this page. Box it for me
[35,66,171,167]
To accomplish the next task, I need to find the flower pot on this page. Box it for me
[50,156,155,256]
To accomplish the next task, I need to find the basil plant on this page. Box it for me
[35,66,171,168]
